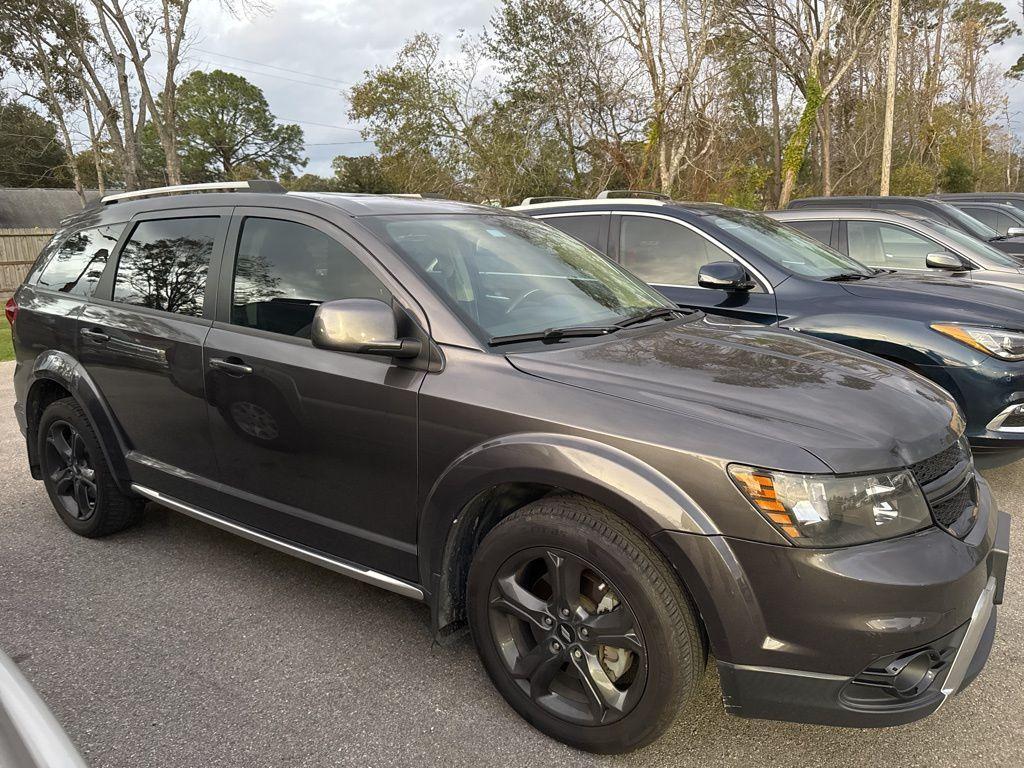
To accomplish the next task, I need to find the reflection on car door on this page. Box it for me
[202,208,424,580]
[610,213,778,324]
[78,209,228,504]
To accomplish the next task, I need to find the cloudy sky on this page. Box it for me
[189,0,500,175]
[190,0,1024,178]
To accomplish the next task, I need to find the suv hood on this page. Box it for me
[839,271,1024,317]
[507,318,960,474]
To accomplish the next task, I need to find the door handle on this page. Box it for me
[209,357,254,376]
[80,327,110,343]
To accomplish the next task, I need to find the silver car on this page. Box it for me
[769,207,1024,292]
[0,649,87,767]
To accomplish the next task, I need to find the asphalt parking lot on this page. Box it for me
[1,359,1022,767]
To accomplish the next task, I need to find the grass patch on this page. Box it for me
[0,328,13,363]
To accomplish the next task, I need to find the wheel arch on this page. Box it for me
[25,350,133,493]
[419,432,717,639]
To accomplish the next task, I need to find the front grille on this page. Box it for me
[910,438,978,538]
[910,439,968,487]
[931,481,977,530]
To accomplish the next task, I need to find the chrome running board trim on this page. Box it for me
[131,484,424,600]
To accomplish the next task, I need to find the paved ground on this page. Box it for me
[1,359,1021,767]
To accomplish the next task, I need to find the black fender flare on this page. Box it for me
[25,350,133,493]
[418,432,718,631]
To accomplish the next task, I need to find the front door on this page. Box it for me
[611,213,778,324]
[78,208,228,504]
[202,208,424,580]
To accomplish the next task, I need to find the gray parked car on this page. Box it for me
[769,207,1024,290]
[6,182,1010,753]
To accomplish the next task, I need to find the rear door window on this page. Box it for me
[113,217,218,317]
[231,217,391,338]
[785,220,833,248]
[37,224,124,297]
[541,215,607,251]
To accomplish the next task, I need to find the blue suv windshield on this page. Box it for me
[705,210,875,278]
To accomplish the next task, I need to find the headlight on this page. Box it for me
[729,466,931,547]
[931,323,1024,361]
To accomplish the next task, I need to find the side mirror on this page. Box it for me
[311,299,422,359]
[698,261,755,291]
[925,252,965,271]
[1006,227,1024,238]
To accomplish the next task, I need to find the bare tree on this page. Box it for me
[879,0,900,195]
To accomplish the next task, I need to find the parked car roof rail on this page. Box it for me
[100,179,287,205]
[596,189,670,200]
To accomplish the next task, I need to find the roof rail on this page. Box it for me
[595,189,670,201]
[101,179,287,205]
[520,196,578,206]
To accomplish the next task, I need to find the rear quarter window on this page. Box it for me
[35,224,125,297]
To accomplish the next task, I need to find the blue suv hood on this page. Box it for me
[839,272,1024,318]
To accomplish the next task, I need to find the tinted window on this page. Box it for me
[113,217,217,317]
[543,215,605,250]
[961,207,998,231]
[786,220,833,247]
[232,217,391,338]
[619,216,737,286]
[363,213,671,341]
[37,225,124,296]
[847,222,938,269]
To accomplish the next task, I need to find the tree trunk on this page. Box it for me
[880,0,901,195]
[780,75,823,208]
[83,99,106,196]
[769,6,782,208]
[818,99,832,196]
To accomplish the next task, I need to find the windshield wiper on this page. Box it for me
[822,272,871,281]
[489,324,621,346]
[616,306,692,328]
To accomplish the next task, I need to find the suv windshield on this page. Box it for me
[929,221,1023,268]
[705,210,875,278]
[936,201,1002,240]
[364,213,673,341]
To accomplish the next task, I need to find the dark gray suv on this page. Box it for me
[7,182,1010,753]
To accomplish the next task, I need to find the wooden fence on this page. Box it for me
[0,228,54,300]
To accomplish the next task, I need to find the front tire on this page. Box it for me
[467,495,705,753]
[38,397,142,537]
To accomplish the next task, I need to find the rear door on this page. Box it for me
[610,212,778,324]
[79,207,229,503]
[201,208,424,579]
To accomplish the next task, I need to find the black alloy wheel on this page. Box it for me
[43,420,98,522]
[488,548,647,726]
[38,397,142,537]
[469,495,705,753]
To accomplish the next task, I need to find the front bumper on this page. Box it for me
[919,359,1024,451]
[655,482,1010,728]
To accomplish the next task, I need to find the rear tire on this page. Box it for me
[467,494,705,753]
[38,397,142,537]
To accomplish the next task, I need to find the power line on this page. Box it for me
[193,59,341,91]
[193,48,354,87]
[277,117,363,134]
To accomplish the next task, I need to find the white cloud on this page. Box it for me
[189,0,499,175]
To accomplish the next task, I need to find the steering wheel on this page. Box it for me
[505,287,579,316]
